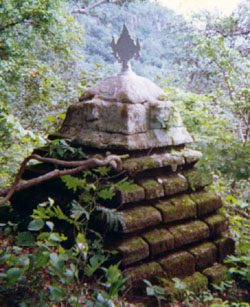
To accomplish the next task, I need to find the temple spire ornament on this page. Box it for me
[111,24,140,72]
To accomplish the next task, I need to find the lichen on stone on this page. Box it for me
[190,191,222,216]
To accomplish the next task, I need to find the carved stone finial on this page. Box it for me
[111,24,140,72]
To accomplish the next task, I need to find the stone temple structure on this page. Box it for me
[58,25,235,285]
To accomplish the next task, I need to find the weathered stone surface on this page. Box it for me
[62,100,148,135]
[141,227,174,256]
[203,263,229,284]
[182,148,203,164]
[116,236,149,266]
[123,151,185,176]
[168,220,210,248]
[137,178,164,199]
[80,70,165,104]
[184,169,212,191]
[188,242,217,270]
[202,214,228,237]
[190,191,222,216]
[183,272,208,293]
[124,261,165,283]
[60,127,192,150]
[155,195,196,223]
[158,251,195,278]
[214,237,235,262]
[158,174,188,196]
[148,101,183,129]
[115,183,145,205]
[120,205,162,233]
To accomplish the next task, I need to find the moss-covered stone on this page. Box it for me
[202,214,228,237]
[183,272,208,293]
[213,237,235,262]
[184,169,212,190]
[190,191,222,216]
[182,148,203,164]
[155,195,196,224]
[158,174,188,196]
[115,184,145,205]
[123,152,185,176]
[203,263,229,284]
[116,236,150,266]
[188,242,217,270]
[120,205,162,233]
[141,227,174,255]
[158,251,195,278]
[124,261,165,284]
[137,178,164,199]
[168,220,210,248]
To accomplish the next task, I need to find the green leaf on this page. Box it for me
[48,286,65,302]
[16,232,35,247]
[6,268,22,284]
[28,218,44,231]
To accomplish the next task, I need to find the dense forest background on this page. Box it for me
[0,0,249,305]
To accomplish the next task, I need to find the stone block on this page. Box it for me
[182,148,203,164]
[115,183,145,205]
[60,127,192,150]
[202,214,228,237]
[158,251,195,279]
[213,237,235,262]
[123,151,185,176]
[116,236,149,266]
[184,169,212,191]
[120,205,162,233]
[203,263,229,284]
[141,227,174,256]
[155,195,196,224]
[188,242,217,270]
[190,191,222,216]
[158,174,188,196]
[168,220,210,248]
[124,261,165,284]
[148,101,183,129]
[137,178,164,199]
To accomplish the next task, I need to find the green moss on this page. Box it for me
[138,178,164,199]
[121,205,162,233]
[124,261,164,283]
[141,227,174,255]
[162,174,188,196]
[203,263,229,284]
[123,157,160,175]
[158,251,195,278]
[117,236,149,265]
[183,272,208,293]
[168,220,210,248]
[190,191,222,216]
[188,242,217,270]
[203,214,228,236]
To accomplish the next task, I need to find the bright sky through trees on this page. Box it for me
[158,0,241,16]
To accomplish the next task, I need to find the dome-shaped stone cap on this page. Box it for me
[80,69,165,104]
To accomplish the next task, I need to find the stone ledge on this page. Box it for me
[203,263,229,284]
[188,242,217,270]
[157,251,195,279]
[116,235,150,266]
[155,195,197,224]
[157,174,189,196]
[202,214,228,237]
[137,178,164,199]
[120,205,162,233]
[168,220,210,248]
[213,237,235,262]
[190,191,222,216]
[141,227,175,256]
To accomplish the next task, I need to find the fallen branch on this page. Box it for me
[0,154,122,206]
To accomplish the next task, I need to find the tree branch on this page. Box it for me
[0,154,122,206]
[71,0,125,14]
